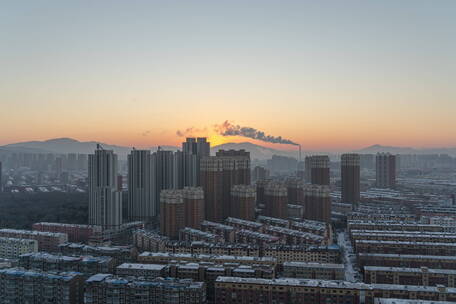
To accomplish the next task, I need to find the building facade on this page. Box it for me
[264,182,288,219]
[0,237,37,259]
[128,149,155,222]
[306,155,330,186]
[88,147,122,230]
[0,268,84,304]
[230,185,256,220]
[159,189,185,239]
[84,274,206,304]
[200,150,250,222]
[341,153,360,204]
[376,153,396,188]
[303,184,332,222]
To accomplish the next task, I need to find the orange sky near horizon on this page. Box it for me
[1,117,455,152]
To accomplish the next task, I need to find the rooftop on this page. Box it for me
[215,276,456,293]
[0,268,81,281]
[364,266,456,275]
[0,228,67,238]
[283,261,344,269]
[117,263,167,271]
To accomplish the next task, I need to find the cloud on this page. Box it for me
[214,120,299,146]
[142,130,151,137]
[176,127,207,137]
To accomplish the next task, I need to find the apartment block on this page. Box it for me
[201,221,236,242]
[214,277,456,304]
[133,230,169,252]
[179,227,223,243]
[18,252,115,276]
[355,240,456,256]
[162,241,260,257]
[59,243,134,264]
[365,266,456,287]
[263,244,341,264]
[376,153,396,188]
[234,229,281,246]
[200,150,250,222]
[0,268,84,304]
[306,155,330,185]
[358,253,456,271]
[264,182,288,219]
[138,252,277,269]
[283,261,345,280]
[347,220,445,233]
[341,153,360,204]
[116,263,167,279]
[230,185,256,220]
[0,237,37,259]
[225,217,263,232]
[32,222,102,243]
[0,228,67,252]
[351,230,456,244]
[84,274,206,304]
[303,184,332,222]
[263,226,324,246]
[374,299,455,304]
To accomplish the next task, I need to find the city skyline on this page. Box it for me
[1,1,456,150]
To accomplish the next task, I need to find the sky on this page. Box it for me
[1,0,455,151]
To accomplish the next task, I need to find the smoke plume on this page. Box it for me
[215,121,299,146]
[176,127,207,137]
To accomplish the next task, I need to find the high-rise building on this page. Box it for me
[306,155,330,186]
[152,149,177,216]
[252,166,269,183]
[376,153,396,188]
[55,156,64,178]
[67,153,78,171]
[286,177,305,204]
[231,185,256,220]
[267,155,298,175]
[0,161,2,192]
[183,187,205,229]
[200,150,250,222]
[182,152,198,187]
[182,137,210,187]
[341,154,360,204]
[264,182,288,219]
[297,161,305,180]
[128,149,155,223]
[303,184,331,222]
[159,189,185,239]
[182,137,210,157]
[304,157,311,183]
[88,146,122,230]
[77,153,88,171]
[360,154,375,170]
[255,179,271,206]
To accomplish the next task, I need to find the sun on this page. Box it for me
[207,133,229,146]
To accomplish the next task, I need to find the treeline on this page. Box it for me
[0,192,89,229]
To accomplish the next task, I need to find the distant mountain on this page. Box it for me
[1,138,133,157]
[212,142,299,160]
[354,144,456,156]
[0,138,299,161]
[5,138,452,161]
[0,138,184,159]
